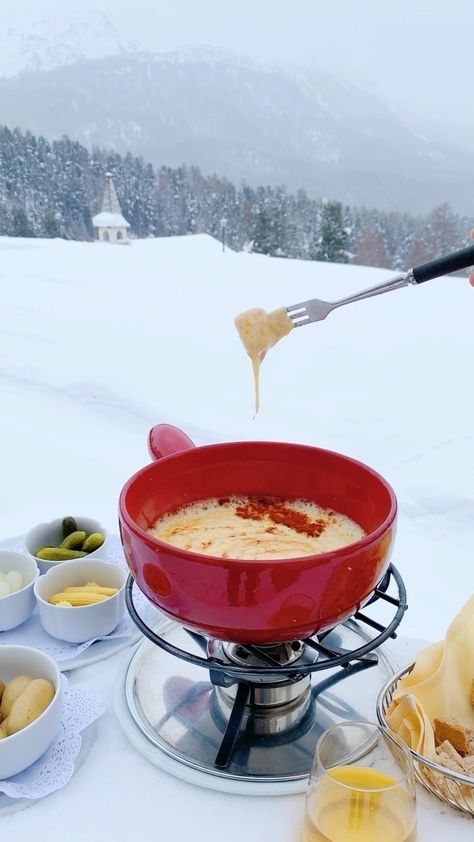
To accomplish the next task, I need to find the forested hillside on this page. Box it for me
[0,125,470,271]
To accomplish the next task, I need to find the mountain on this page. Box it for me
[0,10,139,77]
[0,49,473,214]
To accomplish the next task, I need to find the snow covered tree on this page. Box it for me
[12,208,34,237]
[0,125,469,271]
[252,202,274,255]
[250,186,293,256]
[353,222,390,268]
[310,201,349,263]
[42,211,62,238]
[407,204,463,269]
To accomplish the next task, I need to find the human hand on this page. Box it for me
[471,229,474,287]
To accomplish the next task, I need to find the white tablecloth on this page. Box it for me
[2,636,473,842]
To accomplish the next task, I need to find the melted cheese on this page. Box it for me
[149,496,365,560]
[235,306,293,414]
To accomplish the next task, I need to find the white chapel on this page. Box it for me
[93,172,130,243]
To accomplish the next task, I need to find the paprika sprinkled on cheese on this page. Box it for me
[148,495,365,560]
[235,496,326,537]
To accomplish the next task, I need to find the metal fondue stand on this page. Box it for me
[120,564,407,791]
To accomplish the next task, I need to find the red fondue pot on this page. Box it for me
[118,424,397,644]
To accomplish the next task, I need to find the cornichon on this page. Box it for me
[61,516,78,540]
[60,530,87,550]
[82,532,105,552]
[36,547,88,561]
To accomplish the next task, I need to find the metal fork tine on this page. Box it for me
[286,270,413,329]
[287,299,333,326]
[287,301,312,327]
[287,302,309,313]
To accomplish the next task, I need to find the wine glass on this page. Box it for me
[303,720,417,842]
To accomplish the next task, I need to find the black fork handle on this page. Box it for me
[412,243,474,284]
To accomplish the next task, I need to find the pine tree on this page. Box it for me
[0,124,470,267]
[12,208,34,237]
[310,201,349,263]
[42,211,62,238]
[250,187,291,256]
[251,188,275,255]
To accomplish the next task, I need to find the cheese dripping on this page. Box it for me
[234,306,293,414]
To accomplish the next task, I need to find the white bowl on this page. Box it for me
[0,645,62,779]
[0,551,39,632]
[34,558,127,644]
[24,516,108,574]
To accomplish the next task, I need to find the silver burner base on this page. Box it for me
[122,621,397,786]
[214,681,313,736]
[210,637,312,724]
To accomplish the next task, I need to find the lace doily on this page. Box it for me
[0,534,160,662]
[0,675,104,799]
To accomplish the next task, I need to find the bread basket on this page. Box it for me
[377,663,474,815]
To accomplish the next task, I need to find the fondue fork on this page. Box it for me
[287,243,474,327]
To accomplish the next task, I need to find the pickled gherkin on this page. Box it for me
[61,517,78,540]
[36,547,88,561]
[60,530,87,550]
[82,532,105,552]
[36,517,106,561]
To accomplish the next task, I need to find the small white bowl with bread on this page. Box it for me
[34,558,127,644]
[0,645,62,779]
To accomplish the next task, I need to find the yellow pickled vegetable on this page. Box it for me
[48,581,118,606]
[49,591,108,606]
[64,584,118,596]
[6,679,55,736]
[0,675,34,719]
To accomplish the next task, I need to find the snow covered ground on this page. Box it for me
[1,233,473,641]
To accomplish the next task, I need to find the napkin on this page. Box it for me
[386,594,474,767]
[0,677,105,800]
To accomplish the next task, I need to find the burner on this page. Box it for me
[219,639,307,669]
[119,564,407,789]
[210,639,312,737]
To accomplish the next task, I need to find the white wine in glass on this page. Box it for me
[303,721,417,842]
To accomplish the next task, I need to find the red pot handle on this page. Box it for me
[148,424,196,461]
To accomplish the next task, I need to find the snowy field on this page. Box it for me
[1,233,473,641]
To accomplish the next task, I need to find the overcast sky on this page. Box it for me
[3,0,474,143]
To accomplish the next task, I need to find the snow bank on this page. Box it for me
[1,233,472,639]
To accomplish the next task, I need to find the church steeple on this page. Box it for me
[92,172,130,243]
[101,172,123,215]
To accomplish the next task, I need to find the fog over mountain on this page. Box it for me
[1,48,473,215]
[0,3,473,215]
[0,9,138,76]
